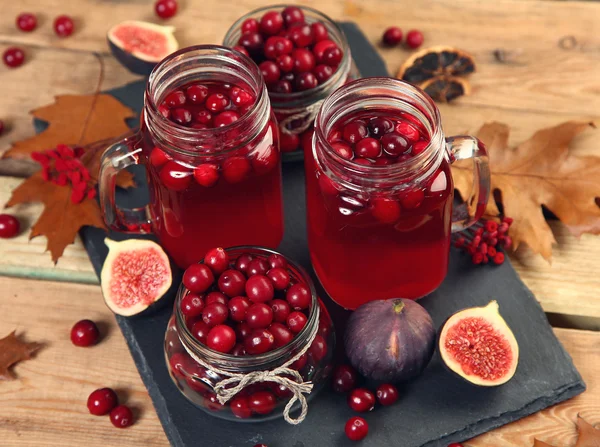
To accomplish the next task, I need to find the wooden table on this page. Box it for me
[0,0,599,445]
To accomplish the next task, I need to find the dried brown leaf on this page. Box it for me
[0,331,42,380]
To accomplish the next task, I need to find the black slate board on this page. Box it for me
[76,23,585,447]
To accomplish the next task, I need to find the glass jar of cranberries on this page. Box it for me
[99,46,284,268]
[164,246,335,422]
[306,78,490,309]
[223,5,358,157]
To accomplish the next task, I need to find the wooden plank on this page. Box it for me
[0,277,597,446]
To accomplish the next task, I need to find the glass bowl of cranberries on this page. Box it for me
[223,5,359,157]
[164,246,335,422]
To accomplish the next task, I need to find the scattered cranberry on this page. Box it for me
[348,388,376,412]
[0,214,20,238]
[183,264,214,293]
[376,383,399,406]
[383,26,403,46]
[371,197,401,224]
[155,0,178,19]
[109,405,134,428]
[222,156,251,183]
[87,388,118,415]
[406,29,424,49]
[3,48,25,68]
[332,365,358,393]
[54,15,74,37]
[206,324,236,353]
[345,416,369,441]
[16,13,37,32]
[70,319,100,347]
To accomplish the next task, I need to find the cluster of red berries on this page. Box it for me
[453,216,514,265]
[233,6,344,93]
[31,144,97,204]
[87,387,135,429]
[155,0,178,19]
[0,214,21,239]
[382,27,424,49]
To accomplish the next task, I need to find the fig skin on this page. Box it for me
[344,299,435,382]
[438,300,519,387]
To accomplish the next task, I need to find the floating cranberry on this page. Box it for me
[314,64,334,84]
[0,214,20,238]
[332,365,358,393]
[230,87,254,106]
[234,254,253,274]
[244,328,275,354]
[376,383,399,406]
[164,90,186,107]
[205,291,228,306]
[245,275,275,302]
[192,163,218,187]
[308,334,328,362]
[383,26,403,46]
[292,48,315,73]
[228,296,251,322]
[16,13,37,32]
[289,24,313,48]
[266,268,290,291]
[246,303,274,328]
[70,319,100,347]
[343,121,368,144]
[230,395,252,419]
[311,22,329,42]
[400,188,425,209]
[202,302,229,327]
[355,138,381,159]
[238,32,264,54]
[87,388,118,416]
[322,46,342,66]
[150,147,171,167]
[206,324,236,353]
[247,258,269,276]
[270,299,291,323]
[269,322,294,347]
[195,110,213,125]
[264,36,293,60]
[286,283,311,310]
[3,47,25,68]
[331,141,353,160]
[160,161,192,191]
[110,405,134,428]
[204,247,229,275]
[218,269,246,297]
[249,390,276,415]
[155,0,178,18]
[241,18,260,34]
[286,311,307,334]
[214,110,240,127]
[371,197,401,224]
[276,54,294,73]
[205,93,230,113]
[295,72,318,91]
[318,174,339,195]
[345,417,368,441]
[180,292,205,318]
[396,121,420,143]
[191,320,210,343]
[222,156,251,183]
[411,140,429,156]
[348,388,376,412]
[183,264,214,293]
[381,132,409,156]
[171,108,192,125]
[260,11,284,36]
[406,29,424,49]
[282,6,305,27]
[54,15,74,37]
[185,84,208,104]
[368,117,393,137]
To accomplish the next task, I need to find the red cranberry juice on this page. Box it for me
[305,110,453,309]
[144,81,284,268]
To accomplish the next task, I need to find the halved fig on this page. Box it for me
[107,20,178,75]
[100,238,172,316]
[439,301,519,386]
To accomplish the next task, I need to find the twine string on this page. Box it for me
[278,100,324,136]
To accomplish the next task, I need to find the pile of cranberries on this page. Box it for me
[87,387,134,428]
[233,6,343,94]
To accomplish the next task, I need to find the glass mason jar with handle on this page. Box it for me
[99,46,284,268]
[305,78,490,310]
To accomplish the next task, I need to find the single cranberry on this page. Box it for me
[87,388,118,416]
[292,48,315,73]
[308,334,328,362]
[205,93,230,113]
[205,392,226,411]
[205,291,228,306]
[271,381,293,398]
[183,264,214,293]
[0,214,20,238]
[230,395,252,418]
[3,48,25,68]
[222,156,251,183]
[249,390,276,415]
[231,343,246,356]
[376,383,399,406]
[332,365,358,393]
[286,311,307,334]
[345,417,368,441]
[354,158,373,166]
[406,29,424,49]
[171,108,192,125]
[241,18,259,34]
[150,147,171,167]
[368,117,393,137]
[396,121,420,142]
[228,296,251,322]
[313,64,334,84]
[264,36,293,60]
[204,247,229,275]
[235,322,251,339]
[448,443,464,447]
[282,6,305,27]
[371,197,401,224]
[214,110,240,127]
[244,328,275,354]
[202,302,229,327]
[312,40,337,63]
[246,303,274,328]
[269,322,294,347]
[276,54,294,73]
[164,90,186,107]
[16,13,37,32]
[160,161,192,191]
[260,11,284,35]
[322,46,342,66]
[206,325,236,353]
[374,157,393,166]
[311,22,329,42]
[383,26,403,46]
[348,388,376,412]
[54,15,74,37]
[70,319,100,347]
[185,84,208,104]
[343,121,368,144]
[266,268,290,291]
[234,254,253,274]
[218,269,246,297]
[180,292,205,318]
[155,0,178,18]
[381,132,409,156]
[191,320,210,344]
[230,87,254,107]
[270,299,291,323]
[291,353,308,370]
[259,61,281,85]
[195,110,213,125]
[286,283,311,310]
[267,254,287,269]
[355,138,381,159]
[246,275,275,303]
[400,189,425,209]
[411,140,429,156]
[247,258,269,276]
[288,24,313,48]
[238,32,264,54]
[110,405,134,428]
[279,132,299,152]
[331,141,354,160]
[192,163,219,187]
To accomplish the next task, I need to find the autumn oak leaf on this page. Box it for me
[533,415,600,447]
[452,121,598,260]
[0,331,42,380]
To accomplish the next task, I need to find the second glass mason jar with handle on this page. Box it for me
[305,78,490,310]
[99,46,284,268]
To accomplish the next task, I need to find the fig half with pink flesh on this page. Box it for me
[101,238,172,316]
[439,300,519,386]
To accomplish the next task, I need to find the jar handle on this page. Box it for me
[99,132,152,233]
[447,135,491,232]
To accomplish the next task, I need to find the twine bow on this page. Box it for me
[183,327,317,425]
[278,100,324,136]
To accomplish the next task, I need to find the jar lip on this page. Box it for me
[175,245,319,367]
[223,4,351,103]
